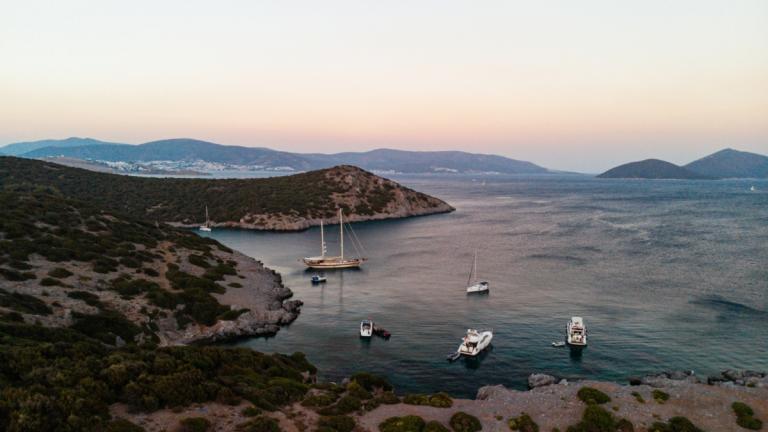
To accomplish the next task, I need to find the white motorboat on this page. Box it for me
[303,210,367,269]
[466,249,489,294]
[566,316,587,347]
[552,341,566,348]
[311,274,327,284]
[199,205,212,232]
[360,320,373,338]
[456,328,493,357]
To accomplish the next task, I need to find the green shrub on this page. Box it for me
[105,418,145,432]
[351,372,393,391]
[228,282,243,288]
[630,391,644,403]
[188,254,211,268]
[450,412,482,432]
[48,267,73,278]
[346,381,372,400]
[508,413,538,432]
[616,418,634,432]
[376,391,400,404]
[40,277,61,286]
[237,416,280,432]
[66,290,103,308]
[733,401,763,430]
[428,392,453,408]
[425,421,451,432]
[318,415,356,432]
[0,288,52,315]
[577,387,611,405]
[241,406,262,417]
[178,417,212,432]
[301,392,339,407]
[318,395,361,415]
[70,310,142,344]
[566,405,616,432]
[652,390,670,404]
[380,415,426,432]
[403,394,430,405]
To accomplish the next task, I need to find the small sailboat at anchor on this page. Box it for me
[303,209,367,269]
[199,205,212,232]
[466,249,489,294]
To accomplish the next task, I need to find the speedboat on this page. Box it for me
[566,317,587,347]
[360,320,373,338]
[457,328,493,357]
[311,274,327,284]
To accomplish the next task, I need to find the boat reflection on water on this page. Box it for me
[462,345,493,370]
[569,346,584,362]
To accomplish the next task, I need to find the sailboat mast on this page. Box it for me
[205,205,209,226]
[473,249,478,283]
[320,220,325,258]
[339,209,344,260]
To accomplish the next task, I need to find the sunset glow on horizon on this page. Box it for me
[1,0,767,171]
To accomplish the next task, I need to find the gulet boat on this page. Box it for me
[303,209,367,269]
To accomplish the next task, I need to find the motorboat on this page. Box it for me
[456,328,493,357]
[360,320,373,338]
[199,205,212,232]
[566,316,587,347]
[303,210,367,269]
[311,274,327,284]
[552,341,566,348]
[466,249,489,294]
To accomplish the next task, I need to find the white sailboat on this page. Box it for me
[302,209,366,269]
[466,249,489,294]
[566,316,587,348]
[199,205,212,232]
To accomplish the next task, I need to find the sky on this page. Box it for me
[1,0,767,172]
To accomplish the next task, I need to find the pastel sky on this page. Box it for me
[1,0,767,172]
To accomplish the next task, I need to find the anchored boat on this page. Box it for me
[303,209,367,269]
[566,316,587,348]
[199,205,212,232]
[360,319,373,338]
[466,249,489,294]
[448,328,493,360]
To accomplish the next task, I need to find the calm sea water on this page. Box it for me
[200,175,768,397]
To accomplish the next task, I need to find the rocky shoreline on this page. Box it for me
[170,201,455,232]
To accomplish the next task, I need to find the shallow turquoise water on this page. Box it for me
[200,175,768,397]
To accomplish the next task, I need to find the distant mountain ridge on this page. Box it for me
[0,137,119,156]
[597,159,712,179]
[684,148,768,179]
[6,137,548,174]
[598,148,768,179]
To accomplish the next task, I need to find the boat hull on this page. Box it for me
[304,259,365,269]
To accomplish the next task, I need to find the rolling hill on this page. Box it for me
[597,159,713,179]
[0,156,453,230]
[685,148,768,179]
[13,137,549,174]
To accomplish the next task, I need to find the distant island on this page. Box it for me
[598,148,768,179]
[1,137,550,175]
[597,159,713,180]
[0,157,454,230]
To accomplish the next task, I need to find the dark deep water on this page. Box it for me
[199,175,768,397]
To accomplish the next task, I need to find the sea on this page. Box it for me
[198,174,768,397]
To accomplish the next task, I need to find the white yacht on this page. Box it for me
[303,210,367,269]
[360,320,373,338]
[199,205,212,232]
[457,328,493,357]
[566,316,587,347]
[466,249,489,294]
